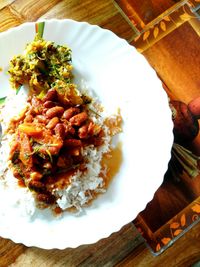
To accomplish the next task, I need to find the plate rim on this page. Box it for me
[0,18,173,249]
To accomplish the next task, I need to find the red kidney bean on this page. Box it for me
[65,124,75,136]
[43,101,56,108]
[46,106,64,119]
[35,115,46,123]
[46,117,59,129]
[28,180,46,193]
[43,88,57,102]
[54,123,65,139]
[64,139,82,147]
[36,193,55,204]
[69,112,88,126]
[78,124,88,139]
[62,107,80,120]
[24,114,33,123]
[67,148,80,156]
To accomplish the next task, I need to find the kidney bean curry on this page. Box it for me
[6,35,122,212]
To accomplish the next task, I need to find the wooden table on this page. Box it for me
[0,1,200,266]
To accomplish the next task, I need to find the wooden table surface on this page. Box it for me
[0,1,200,266]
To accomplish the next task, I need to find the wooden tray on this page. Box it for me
[114,0,200,254]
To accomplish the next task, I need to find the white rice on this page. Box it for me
[0,86,112,217]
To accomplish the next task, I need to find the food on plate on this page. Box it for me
[0,35,122,215]
[8,35,73,92]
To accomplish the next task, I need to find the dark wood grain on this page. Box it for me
[0,6,23,32]
[116,220,200,267]
[39,0,134,41]
[0,238,26,267]
[9,224,143,267]
[11,0,61,21]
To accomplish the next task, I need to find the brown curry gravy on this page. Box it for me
[100,142,123,187]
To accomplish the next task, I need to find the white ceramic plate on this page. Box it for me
[0,19,173,249]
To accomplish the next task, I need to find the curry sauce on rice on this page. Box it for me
[0,35,122,215]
